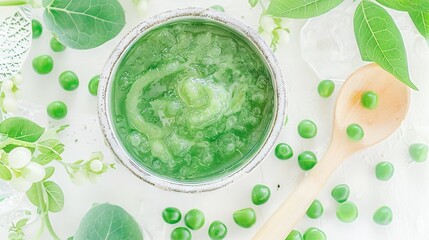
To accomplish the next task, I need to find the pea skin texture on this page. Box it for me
[208,221,227,240]
[59,71,79,91]
[298,120,317,139]
[306,199,324,219]
[409,143,429,162]
[375,162,394,181]
[171,227,191,240]
[317,80,335,98]
[50,37,66,52]
[331,184,350,203]
[47,101,67,120]
[361,91,379,109]
[184,209,205,230]
[88,75,100,96]
[233,208,256,228]
[32,55,54,75]
[285,229,302,240]
[251,184,271,205]
[32,19,43,39]
[336,201,358,223]
[303,228,326,240]
[346,124,364,141]
[373,206,393,225]
[275,143,293,160]
[162,207,181,224]
[298,151,318,171]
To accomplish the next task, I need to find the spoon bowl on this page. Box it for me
[252,63,410,240]
[333,63,410,150]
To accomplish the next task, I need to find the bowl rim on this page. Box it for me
[98,7,287,193]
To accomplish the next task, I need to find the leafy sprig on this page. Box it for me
[267,0,429,90]
[0,117,113,239]
[8,218,28,240]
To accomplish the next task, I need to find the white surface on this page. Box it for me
[1,0,429,239]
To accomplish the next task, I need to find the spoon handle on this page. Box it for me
[252,145,348,240]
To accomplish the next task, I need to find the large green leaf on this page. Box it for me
[267,0,344,19]
[43,0,126,49]
[26,183,45,209]
[410,11,429,42]
[35,139,64,165]
[0,117,45,152]
[74,203,143,240]
[354,0,417,90]
[43,181,64,213]
[376,0,429,12]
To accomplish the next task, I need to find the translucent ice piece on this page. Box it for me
[4,100,47,127]
[0,182,23,215]
[300,2,365,81]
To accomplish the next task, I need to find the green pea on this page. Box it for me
[298,120,317,139]
[409,143,428,162]
[275,143,293,160]
[298,151,318,171]
[317,80,335,98]
[375,162,394,181]
[171,227,191,240]
[336,201,358,223]
[285,230,302,240]
[346,124,364,141]
[88,75,100,96]
[32,55,54,75]
[303,228,326,240]
[47,101,67,120]
[210,5,225,12]
[306,199,324,219]
[331,184,350,203]
[361,91,378,110]
[184,209,205,230]
[252,184,271,205]
[208,221,227,240]
[32,19,43,39]
[233,208,256,228]
[162,207,181,224]
[59,71,79,91]
[373,206,393,225]
[50,37,66,52]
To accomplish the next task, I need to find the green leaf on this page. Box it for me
[267,0,344,18]
[74,203,143,240]
[15,218,28,228]
[44,166,55,180]
[376,0,429,12]
[26,183,44,209]
[43,0,126,49]
[249,0,258,8]
[0,164,11,180]
[0,117,44,151]
[35,139,64,165]
[410,11,429,42]
[43,181,64,213]
[354,0,417,90]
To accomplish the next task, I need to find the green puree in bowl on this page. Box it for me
[111,19,275,181]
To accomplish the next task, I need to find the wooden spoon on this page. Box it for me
[252,63,410,240]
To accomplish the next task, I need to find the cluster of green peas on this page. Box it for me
[163,184,271,240]
[31,20,100,120]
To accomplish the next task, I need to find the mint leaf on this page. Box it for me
[43,181,64,213]
[267,0,344,18]
[43,0,126,49]
[410,11,429,42]
[354,0,417,90]
[376,0,429,12]
[0,164,12,181]
[74,203,143,240]
[35,139,64,165]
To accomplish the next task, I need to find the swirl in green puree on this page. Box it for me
[111,19,274,181]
